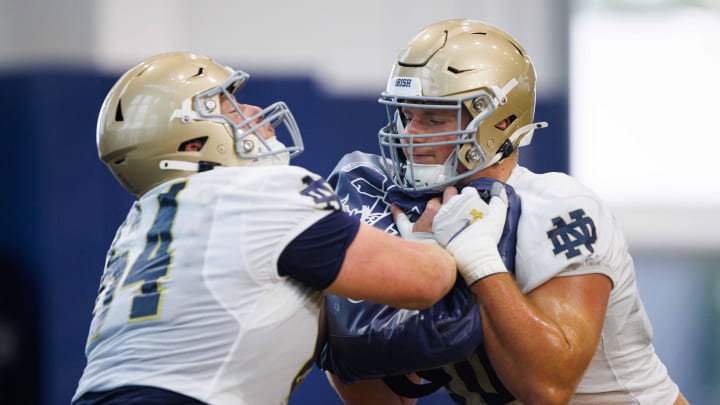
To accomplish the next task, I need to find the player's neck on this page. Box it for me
[464,153,517,183]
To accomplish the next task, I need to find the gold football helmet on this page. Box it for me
[378,19,547,192]
[97,52,303,196]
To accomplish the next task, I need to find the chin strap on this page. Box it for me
[159,160,220,172]
[513,121,549,147]
[487,121,549,167]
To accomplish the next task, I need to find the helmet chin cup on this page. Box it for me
[403,153,456,190]
[245,136,291,167]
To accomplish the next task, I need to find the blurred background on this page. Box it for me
[1,0,718,403]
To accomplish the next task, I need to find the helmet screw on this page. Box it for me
[472,95,492,113]
[465,147,481,163]
[203,99,216,112]
[242,139,255,153]
[217,145,226,154]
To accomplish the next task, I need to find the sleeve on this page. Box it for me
[277,209,361,291]
[219,165,351,286]
[514,173,621,293]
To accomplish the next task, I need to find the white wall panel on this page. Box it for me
[0,0,567,95]
[570,8,720,251]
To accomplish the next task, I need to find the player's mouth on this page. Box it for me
[408,153,437,164]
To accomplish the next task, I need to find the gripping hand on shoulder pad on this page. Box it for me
[432,183,509,286]
[392,204,440,246]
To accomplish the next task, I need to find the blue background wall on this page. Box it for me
[0,69,567,405]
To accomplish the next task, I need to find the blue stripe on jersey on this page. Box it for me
[277,210,361,290]
[431,346,515,405]
[476,347,514,402]
[73,385,205,404]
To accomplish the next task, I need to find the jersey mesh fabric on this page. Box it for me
[74,165,352,405]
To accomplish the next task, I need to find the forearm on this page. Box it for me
[330,224,456,309]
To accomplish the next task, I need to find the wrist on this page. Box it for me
[457,252,507,286]
[447,238,507,286]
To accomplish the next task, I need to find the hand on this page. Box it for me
[432,183,509,285]
[391,201,440,245]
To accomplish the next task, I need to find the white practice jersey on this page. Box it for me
[505,165,680,404]
[74,165,344,405]
[433,165,680,404]
[327,152,680,404]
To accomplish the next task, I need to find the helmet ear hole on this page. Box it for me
[495,115,517,131]
[179,137,208,152]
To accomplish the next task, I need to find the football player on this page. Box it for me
[324,20,689,405]
[71,52,461,405]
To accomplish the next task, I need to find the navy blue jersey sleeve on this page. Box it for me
[278,211,361,290]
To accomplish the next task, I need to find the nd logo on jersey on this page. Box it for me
[547,208,597,258]
[300,175,341,211]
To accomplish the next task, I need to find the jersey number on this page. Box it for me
[90,181,186,339]
[122,181,186,321]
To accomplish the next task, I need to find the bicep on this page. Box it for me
[528,273,612,363]
[476,270,613,402]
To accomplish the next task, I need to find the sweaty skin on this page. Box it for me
[330,104,688,405]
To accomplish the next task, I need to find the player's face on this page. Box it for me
[400,105,466,165]
[220,95,276,139]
